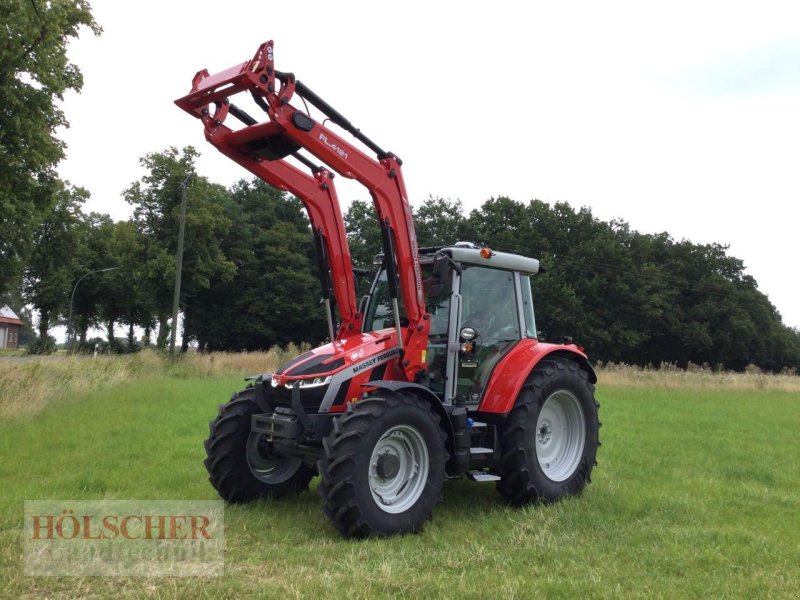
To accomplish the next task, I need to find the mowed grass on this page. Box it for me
[0,375,798,598]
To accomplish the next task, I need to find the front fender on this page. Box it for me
[362,381,448,427]
[362,380,455,465]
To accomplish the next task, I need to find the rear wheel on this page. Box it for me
[497,357,599,505]
[317,392,447,537]
[204,388,314,502]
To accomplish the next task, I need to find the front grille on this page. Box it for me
[272,385,327,412]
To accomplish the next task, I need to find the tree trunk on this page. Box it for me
[38,310,49,339]
[156,313,170,349]
[143,325,151,347]
[128,322,135,349]
[79,325,88,345]
[107,318,115,347]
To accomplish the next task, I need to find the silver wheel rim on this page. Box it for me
[246,432,303,484]
[368,425,429,514]
[535,390,586,482]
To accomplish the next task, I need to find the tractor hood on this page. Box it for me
[271,330,400,383]
[267,329,401,414]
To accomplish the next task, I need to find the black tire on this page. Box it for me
[204,388,314,502]
[317,392,447,538]
[497,357,600,505]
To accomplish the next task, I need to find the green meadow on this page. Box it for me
[0,357,798,598]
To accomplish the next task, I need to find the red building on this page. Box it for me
[0,305,23,349]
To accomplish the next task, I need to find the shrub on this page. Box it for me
[25,335,57,355]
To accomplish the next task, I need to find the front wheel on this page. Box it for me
[204,389,314,502]
[497,357,600,505]
[317,392,447,538]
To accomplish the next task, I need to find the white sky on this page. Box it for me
[56,0,800,329]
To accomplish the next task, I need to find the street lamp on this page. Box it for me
[67,267,118,350]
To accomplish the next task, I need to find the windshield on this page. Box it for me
[364,266,450,337]
[364,269,396,331]
[459,266,520,343]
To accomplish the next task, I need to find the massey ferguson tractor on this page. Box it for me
[176,40,600,538]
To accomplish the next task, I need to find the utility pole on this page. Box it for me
[170,174,191,358]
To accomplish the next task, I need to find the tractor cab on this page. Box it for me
[363,243,542,406]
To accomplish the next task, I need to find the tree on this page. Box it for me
[71,215,147,351]
[189,179,326,351]
[22,181,87,339]
[70,212,114,345]
[344,199,382,270]
[108,220,155,350]
[0,0,100,294]
[413,196,469,247]
[124,147,234,348]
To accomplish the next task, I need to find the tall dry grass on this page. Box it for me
[179,343,307,377]
[596,362,800,392]
[0,345,306,419]
[2,349,798,419]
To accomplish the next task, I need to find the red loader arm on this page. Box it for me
[175,54,360,340]
[176,41,430,381]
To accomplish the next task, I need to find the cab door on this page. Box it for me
[454,266,523,404]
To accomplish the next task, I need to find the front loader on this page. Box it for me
[176,40,600,538]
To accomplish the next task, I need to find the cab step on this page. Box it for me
[467,470,501,482]
[469,447,493,455]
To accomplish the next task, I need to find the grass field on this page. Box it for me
[0,357,798,598]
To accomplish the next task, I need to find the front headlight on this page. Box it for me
[270,375,332,389]
[298,376,332,389]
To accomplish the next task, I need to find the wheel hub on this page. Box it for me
[537,420,553,445]
[376,450,401,479]
[368,425,429,514]
[246,432,303,484]
[534,390,586,482]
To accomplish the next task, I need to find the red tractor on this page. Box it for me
[176,41,599,538]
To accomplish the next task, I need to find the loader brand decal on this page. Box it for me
[405,206,423,303]
[319,133,348,160]
[319,346,400,412]
[350,348,400,375]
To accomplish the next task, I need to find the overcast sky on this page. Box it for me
[56,0,800,329]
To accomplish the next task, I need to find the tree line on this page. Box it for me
[11,148,327,353]
[2,1,797,370]
[346,197,800,372]
[5,142,797,371]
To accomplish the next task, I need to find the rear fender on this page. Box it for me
[477,340,596,414]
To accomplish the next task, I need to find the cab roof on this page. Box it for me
[446,246,541,274]
[377,243,542,275]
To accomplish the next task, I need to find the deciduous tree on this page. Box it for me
[0,0,100,293]
[22,181,87,339]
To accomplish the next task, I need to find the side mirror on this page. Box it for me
[424,255,449,298]
[432,254,449,281]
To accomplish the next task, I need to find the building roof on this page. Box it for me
[0,305,23,326]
